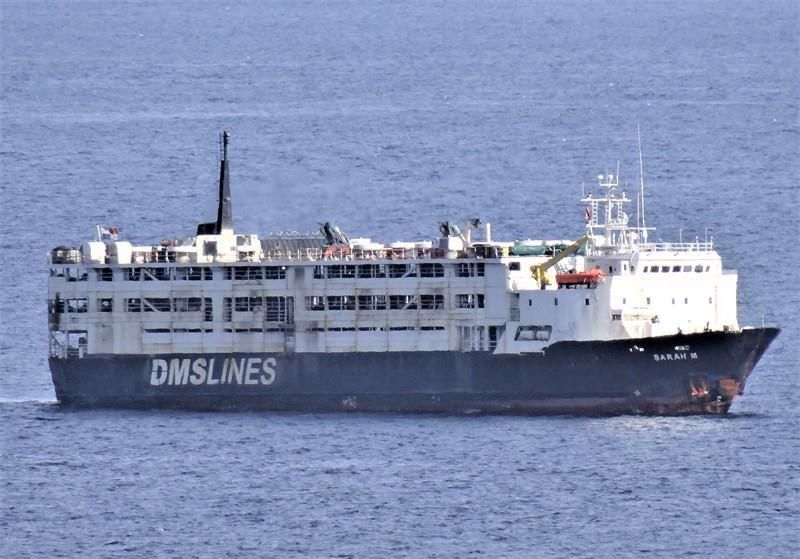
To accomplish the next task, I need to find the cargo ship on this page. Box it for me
[47,132,779,414]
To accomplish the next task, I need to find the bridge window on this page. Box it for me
[672,265,681,272]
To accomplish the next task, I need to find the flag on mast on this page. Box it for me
[97,226,119,240]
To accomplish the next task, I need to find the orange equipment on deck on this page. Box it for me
[556,268,605,288]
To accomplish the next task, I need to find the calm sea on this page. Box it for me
[1,1,797,557]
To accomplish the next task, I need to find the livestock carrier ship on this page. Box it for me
[48,132,779,414]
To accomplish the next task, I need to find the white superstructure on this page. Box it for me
[48,167,738,361]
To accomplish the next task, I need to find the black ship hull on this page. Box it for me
[49,328,779,416]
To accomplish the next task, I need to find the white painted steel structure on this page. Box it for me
[48,171,738,362]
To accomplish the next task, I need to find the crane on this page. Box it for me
[530,235,590,289]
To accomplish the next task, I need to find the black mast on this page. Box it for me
[216,131,233,234]
[197,131,233,236]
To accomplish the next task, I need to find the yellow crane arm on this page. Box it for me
[529,235,590,288]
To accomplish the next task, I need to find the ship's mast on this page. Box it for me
[217,131,233,234]
[582,165,632,250]
[637,125,648,244]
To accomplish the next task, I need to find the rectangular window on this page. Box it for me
[389,294,416,310]
[97,298,113,312]
[585,298,590,306]
[234,297,262,312]
[126,268,141,281]
[661,266,670,273]
[327,265,356,279]
[96,268,113,282]
[223,298,233,321]
[358,264,384,278]
[456,294,485,309]
[65,298,88,313]
[357,295,387,310]
[672,265,681,272]
[419,294,445,310]
[175,267,211,280]
[203,298,213,322]
[143,298,171,312]
[509,262,520,271]
[125,298,141,312]
[141,267,171,281]
[264,297,287,322]
[173,297,203,312]
[305,296,325,311]
[515,325,552,342]
[456,263,485,277]
[683,265,692,272]
[264,266,286,280]
[419,263,444,278]
[327,295,355,311]
[388,264,410,278]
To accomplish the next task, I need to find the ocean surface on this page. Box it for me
[1,0,798,557]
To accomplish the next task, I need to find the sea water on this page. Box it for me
[1,1,797,557]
